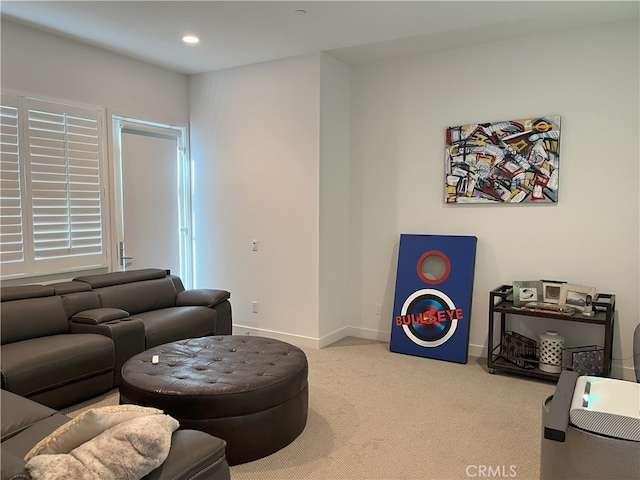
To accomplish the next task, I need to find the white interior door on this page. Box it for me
[112,117,192,286]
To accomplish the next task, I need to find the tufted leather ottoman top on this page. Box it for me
[119,335,308,420]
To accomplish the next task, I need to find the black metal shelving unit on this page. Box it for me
[488,285,615,382]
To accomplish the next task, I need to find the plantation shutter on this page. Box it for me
[25,98,106,270]
[0,94,108,277]
[0,94,26,275]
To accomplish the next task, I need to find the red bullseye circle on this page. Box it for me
[416,250,451,284]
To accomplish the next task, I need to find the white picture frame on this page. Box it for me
[512,280,543,307]
[559,284,596,308]
[542,280,565,304]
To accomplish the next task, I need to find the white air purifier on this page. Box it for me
[569,376,640,442]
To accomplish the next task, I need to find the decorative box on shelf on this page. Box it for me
[562,345,604,376]
[501,331,538,369]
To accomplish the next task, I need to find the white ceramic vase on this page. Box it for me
[539,330,564,373]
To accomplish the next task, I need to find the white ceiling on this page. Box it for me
[2,1,638,75]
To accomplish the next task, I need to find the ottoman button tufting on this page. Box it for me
[119,335,308,465]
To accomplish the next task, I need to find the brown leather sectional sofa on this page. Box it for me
[1,389,230,480]
[0,268,232,409]
[0,268,233,479]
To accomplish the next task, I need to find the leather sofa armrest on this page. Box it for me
[70,308,130,325]
[176,289,230,308]
[144,429,229,480]
[70,318,145,386]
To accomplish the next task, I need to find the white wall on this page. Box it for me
[189,54,322,346]
[0,20,190,285]
[189,53,354,349]
[1,20,189,123]
[319,54,353,345]
[349,21,639,379]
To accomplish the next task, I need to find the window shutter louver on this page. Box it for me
[0,96,26,273]
[0,94,107,278]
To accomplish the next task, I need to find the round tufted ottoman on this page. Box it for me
[119,335,308,465]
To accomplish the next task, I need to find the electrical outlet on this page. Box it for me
[252,301,259,313]
[252,239,258,251]
[375,303,382,315]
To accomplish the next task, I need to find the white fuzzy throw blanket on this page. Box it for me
[25,414,179,480]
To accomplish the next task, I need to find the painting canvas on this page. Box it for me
[445,116,561,204]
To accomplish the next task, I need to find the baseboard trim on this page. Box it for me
[231,325,391,349]
[612,364,638,382]
[468,343,486,359]
[231,324,321,349]
[230,326,638,381]
[319,326,390,348]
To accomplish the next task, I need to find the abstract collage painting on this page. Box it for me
[445,116,561,204]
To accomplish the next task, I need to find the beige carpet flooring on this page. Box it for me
[64,336,556,480]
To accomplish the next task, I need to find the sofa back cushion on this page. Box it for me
[50,281,92,295]
[94,277,178,315]
[1,284,54,302]
[74,268,167,289]
[168,275,186,294]
[1,296,69,345]
[60,291,102,318]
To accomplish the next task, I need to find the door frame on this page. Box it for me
[107,111,193,288]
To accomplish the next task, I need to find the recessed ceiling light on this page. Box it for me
[182,35,200,45]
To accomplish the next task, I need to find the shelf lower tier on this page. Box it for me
[488,355,561,382]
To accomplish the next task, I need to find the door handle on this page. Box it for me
[119,241,134,268]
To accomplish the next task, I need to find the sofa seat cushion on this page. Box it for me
[1,390,59,442]
[137,307,216,349]
[1,334,115,398]
[2,414,71,459]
